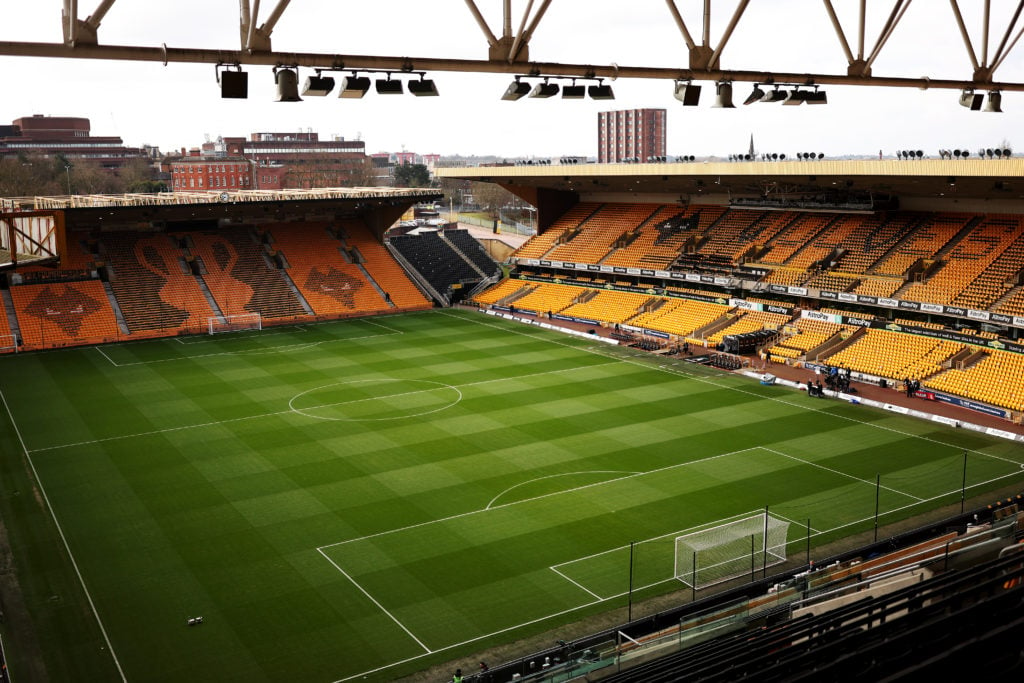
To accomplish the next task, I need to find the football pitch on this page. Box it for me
[0,308,1021,682]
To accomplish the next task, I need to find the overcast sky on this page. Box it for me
[0,1,1021,159]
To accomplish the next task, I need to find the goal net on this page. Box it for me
[0,334,17,354]
[674,513,790,589]
[208,313,262,335]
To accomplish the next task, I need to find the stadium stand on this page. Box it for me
[901,215,1021,305]
[186,229,308,320]
[627,298,731,337]
[9,280,120,349]
[507,281,588,314]
[472,278,531,306]
[925,348,1024,411]
[511,203,599,260]
[547,203,659,264]
[444,229,501,277]
[265,222,390,316]
[560,289,654,324]
[705,310,791,345]
[822,328,966,381]
[389,231,489,297]
[338,220,433,310]
[101,232,214,335]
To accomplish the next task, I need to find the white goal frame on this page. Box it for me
[208,313,262,335]
[0,334,17,353]
[673,512,790,590]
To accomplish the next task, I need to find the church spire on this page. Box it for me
[748,133,755,159]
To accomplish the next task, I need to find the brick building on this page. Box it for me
[0,114,148,170]
[597,109,667,164]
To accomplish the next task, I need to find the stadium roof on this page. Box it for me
[437,158,1024,203]
[1,187,441,212]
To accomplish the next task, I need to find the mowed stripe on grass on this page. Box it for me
[1,310,1021,682]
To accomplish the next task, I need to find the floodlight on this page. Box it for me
[783,89,809,105]
[218,67,248,99]
[375,76,404,94]
[588,82,615,100]
[302,75,336,96]
[712,82,735,108]
[761,88,788,103]
[274,68,302,102]
[338,75,371,98]
[983,91,1002,112]
[562,83,586,99]
[959,88,983,110]
[805,88,827,104]
[502,79,531,101]
[408,78,439,96]
[674,81,702,106]
[744,85,766,105]
[529,81,560,98]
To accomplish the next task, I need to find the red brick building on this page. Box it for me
[166,152,255,192]
[597,109,667,164]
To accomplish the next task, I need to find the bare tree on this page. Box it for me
[471,181,515,221]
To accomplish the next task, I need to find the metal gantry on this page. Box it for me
[7,1,1017,92]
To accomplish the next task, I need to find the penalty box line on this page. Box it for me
[447,310,1024,468]
[547,507,769,601]
[92,319,404,367]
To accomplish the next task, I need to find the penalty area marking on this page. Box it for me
[175,325,310,344]
[288,379,463,422]
[486,470,640,510]
[92,326,400,367]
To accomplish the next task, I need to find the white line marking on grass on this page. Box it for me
[97,318,406,367]
[0,386,127,682]
[549,566,604,600]
[486,470,639,510]
[442,311,1024,468]
[768,511,822,534]
[316,548,431,654]
[288,379,463,422]
[175,326,310,344]
[320,448,760,550]
[27,362,617,453]
[95,346,120,367]
[331,595,608,683]
[762,447,924,502]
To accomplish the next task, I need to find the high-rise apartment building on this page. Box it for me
[597,109,666,163]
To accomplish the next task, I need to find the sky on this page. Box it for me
[0,1,1021,159]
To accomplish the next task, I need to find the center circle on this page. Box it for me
[288,379,462,422]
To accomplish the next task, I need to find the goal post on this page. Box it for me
[673,512,791,589]
[0,334,18,354]
[208,313,262,335]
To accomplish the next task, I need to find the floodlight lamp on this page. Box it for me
[805,87,827,104]
[588,81,615,100]
[338,75,371,98]
[529,80,560,98]
[712,82,735,108]
[983,90,1002,113]
[562,81,586,99]
[375,75,404,95]
[959,88,983,110]
[674,81,702,106]
[744,84,766,105]
[408,77,439,96]
[761,88,788,103]
[302,74,336,97]
[502,78,531,101]
[274,67,302,102]
[783,88,808,105]
[217,64,248,99]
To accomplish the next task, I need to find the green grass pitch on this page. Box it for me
[0,309,1021,681]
